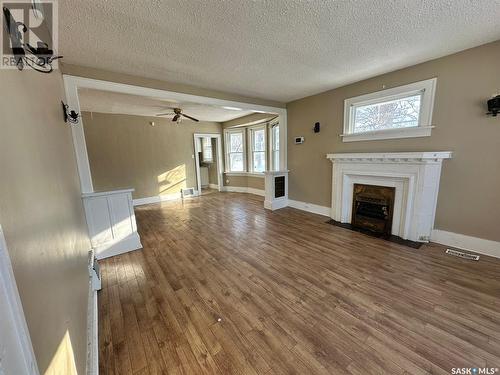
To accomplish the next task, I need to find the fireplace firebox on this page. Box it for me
[351,184,395,237]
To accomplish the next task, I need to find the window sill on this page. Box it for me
[224,172,265,178]
[340,126,434,142]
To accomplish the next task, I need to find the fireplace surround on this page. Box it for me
[326,152,452,242]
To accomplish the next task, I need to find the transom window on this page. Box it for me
[250,126,266,173]
[225,130,245,172]
[352,93,421,133]
[343,78,436,142]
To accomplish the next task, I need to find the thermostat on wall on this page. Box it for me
[295,137,305,144]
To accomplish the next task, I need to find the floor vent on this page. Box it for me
[181,188,196,198]
[445,249,480,261]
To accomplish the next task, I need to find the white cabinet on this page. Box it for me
[82,188,142,259]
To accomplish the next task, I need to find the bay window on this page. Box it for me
[250,126,266,173]
[225,129,245,172]
[271,123,279,171]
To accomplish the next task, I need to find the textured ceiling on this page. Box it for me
[78,88,255,122]
[59,0,500,102]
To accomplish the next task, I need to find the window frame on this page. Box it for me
[248,124,267,173]
[270,122,280,171]
[224,128,246,173]
[201,137,213,163]
[342,78,437,142]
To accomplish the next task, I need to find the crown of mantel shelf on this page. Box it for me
[326,152,452,163]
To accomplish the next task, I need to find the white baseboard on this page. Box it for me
[94,233,142,260]
[431,229,500,259]
[133,189,202,206]
[133,192,182,206]
[208,183,219,189]
[287,199,331,217]
[221,186,265,197]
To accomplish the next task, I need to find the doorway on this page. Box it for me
[193,133,223,195]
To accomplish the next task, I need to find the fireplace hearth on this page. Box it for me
[351,184,395,237]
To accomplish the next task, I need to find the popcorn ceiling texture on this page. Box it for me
[59,0,500,102]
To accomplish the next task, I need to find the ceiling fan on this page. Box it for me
[156,108,199,123]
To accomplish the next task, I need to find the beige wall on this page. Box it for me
[287,40,500,241]
[82,112,221,199]
[224,175,265,190]
[62,63,285,108]
[0,71,90,374]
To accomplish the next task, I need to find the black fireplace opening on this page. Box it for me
[274,176,285,198]
[351,184,395,237]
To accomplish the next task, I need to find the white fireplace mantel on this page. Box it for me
[326,152,452,242]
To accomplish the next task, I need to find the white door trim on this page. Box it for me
[193,133,223,193]
[0,225,39,375]
[62,75,287,194]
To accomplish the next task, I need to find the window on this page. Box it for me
[250,126,266,173]
[342,78,436,142]
[202,137,213,162]
[225,130,245,172]
[271,124,279,171]
[353,94,421,133]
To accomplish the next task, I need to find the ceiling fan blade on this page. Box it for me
[172,114,180,122]
[180,113,199,122]
[156,112,175,116]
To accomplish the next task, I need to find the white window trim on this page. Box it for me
[248,124,267,173]
[341,78,437,142]
[224,128,246,173]
[269,121,279,171]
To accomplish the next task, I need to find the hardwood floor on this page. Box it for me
[98,192,500,375]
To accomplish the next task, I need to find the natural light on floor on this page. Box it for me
[157,164,187,195]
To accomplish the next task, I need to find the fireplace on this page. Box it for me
[351,184,395,237]
[327,152,452,243]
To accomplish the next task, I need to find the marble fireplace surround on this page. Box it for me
[326,152,452,242]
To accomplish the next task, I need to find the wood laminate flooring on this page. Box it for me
[98,192,500,374]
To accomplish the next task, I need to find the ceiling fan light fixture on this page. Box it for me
[156,107,199,122]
